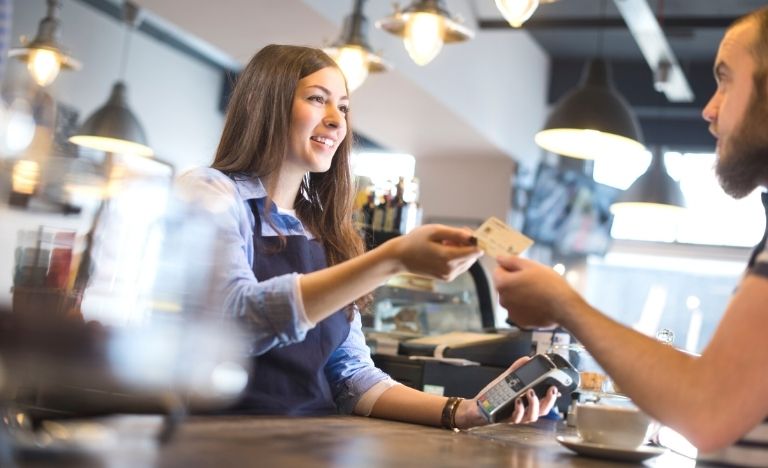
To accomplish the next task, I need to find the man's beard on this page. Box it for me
[716,74,768,199]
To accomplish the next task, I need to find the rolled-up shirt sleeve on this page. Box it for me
[325,309,396,414]
[177,168,314,356]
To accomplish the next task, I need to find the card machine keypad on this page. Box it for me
[481,375,523,411]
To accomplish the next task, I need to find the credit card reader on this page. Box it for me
[476,353,579,423]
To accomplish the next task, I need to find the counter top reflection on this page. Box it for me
[15,415,696,467]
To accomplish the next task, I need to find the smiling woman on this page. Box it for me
[176,44,557,428]
[285,67,349,178]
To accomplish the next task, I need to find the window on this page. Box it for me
[584,250,744,354]
[580,151,762,353]
[351,152,415,185]
[594,151,764,247]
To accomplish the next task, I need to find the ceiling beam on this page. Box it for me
[73,0,239,72]
[612,0,694,103]
[478,16,739,30]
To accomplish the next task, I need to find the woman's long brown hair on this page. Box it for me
[211,44,368,317]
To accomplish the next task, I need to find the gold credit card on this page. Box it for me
[473,216,534,258]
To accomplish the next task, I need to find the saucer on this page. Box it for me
[556,435,667,462]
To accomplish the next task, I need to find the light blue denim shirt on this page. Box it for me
[177,167,392,414]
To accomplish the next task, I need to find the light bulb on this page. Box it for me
[403,12,445,66]
[12,160,40,195]
[331,46,369,92]
[0,97,36,156]
[27,48,62,87]
[495,0,540,28]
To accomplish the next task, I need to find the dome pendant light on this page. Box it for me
[495,0,540,28]
[69,82,151,157]
[69,1,152,157]
[535,59,645,160]
[323,0,391,92]
[9,0,82,87]
[376,0,473,66]
[610,148,685,216]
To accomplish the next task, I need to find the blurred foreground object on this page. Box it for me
[0,129,249,461]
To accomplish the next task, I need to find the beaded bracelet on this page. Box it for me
[440,396,464,430]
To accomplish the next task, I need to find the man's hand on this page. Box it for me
[493,255,585,329]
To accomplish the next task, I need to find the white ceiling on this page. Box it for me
[126,0,762,168]
[131,0,552,172]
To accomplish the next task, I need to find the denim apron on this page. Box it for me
[233,198,350,415]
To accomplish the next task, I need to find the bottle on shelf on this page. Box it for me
[371,193,386,232]
[383,193,396,233]
[360,190,375,228]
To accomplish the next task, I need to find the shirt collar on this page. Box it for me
[231,173,268,201]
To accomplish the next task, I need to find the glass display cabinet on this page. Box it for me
[364,262,496,336]
[364,261,537,399]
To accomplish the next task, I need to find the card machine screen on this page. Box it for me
[510,356,551,388]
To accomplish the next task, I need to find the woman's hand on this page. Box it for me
[454,356,560,430]
[384,224,482,281]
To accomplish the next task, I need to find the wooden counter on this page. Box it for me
[16,415,696,467]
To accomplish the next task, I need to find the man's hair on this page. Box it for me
[731,7,768,76]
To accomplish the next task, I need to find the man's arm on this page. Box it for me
[495,256,768,452]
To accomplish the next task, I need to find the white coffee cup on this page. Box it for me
[576,403,654,448]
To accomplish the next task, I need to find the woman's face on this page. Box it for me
[285,66,349,176]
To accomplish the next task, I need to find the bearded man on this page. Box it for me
[494,7,768,466]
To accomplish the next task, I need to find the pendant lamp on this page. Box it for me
[9,0,82,87]
[610,148,685,215]
[323,0,390,92]
[495,0,539,28]
[376,0,473,66]
[69,1,152,157]
[535,59,645,161]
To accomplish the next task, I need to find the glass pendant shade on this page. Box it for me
[376,0,473,66]
[610,150,685,216]
[535,59,645,160]
[495,0,540,28]
[9,0,81,87]
[403,12,446,65]
[323,0,390,92]
[69,82,153,157]
[330,46,369,92]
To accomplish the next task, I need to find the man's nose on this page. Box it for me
[702,91,720,123]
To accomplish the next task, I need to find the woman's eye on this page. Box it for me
[339,105,349,115]
[308,95,325,104]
